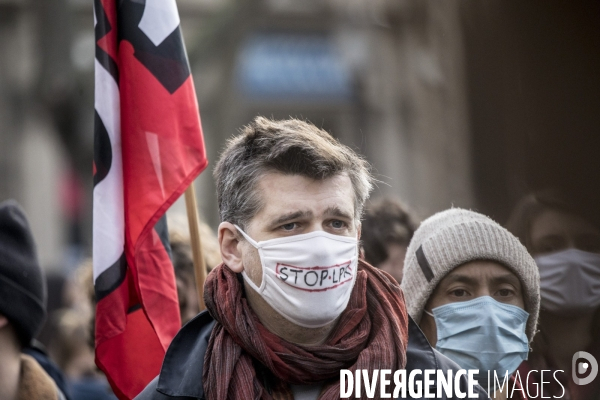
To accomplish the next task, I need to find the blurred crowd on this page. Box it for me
[0,0,599,398]
[1,121,600,400]
[0,204,222,400]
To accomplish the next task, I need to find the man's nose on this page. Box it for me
[475,288,493,298]
[306,221,329,232]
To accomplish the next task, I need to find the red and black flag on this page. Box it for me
[93,0,207,398]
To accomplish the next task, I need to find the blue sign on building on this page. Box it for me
[237,32,353,101]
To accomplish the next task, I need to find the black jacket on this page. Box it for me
[136,311,490,400]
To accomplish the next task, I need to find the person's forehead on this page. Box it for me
[440,260,519,284]
[531,208,600,240]
[255,171,355,216]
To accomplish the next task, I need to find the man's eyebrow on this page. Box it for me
[323,206,353,220]
[536,234,564,243]
[489,273,522,288]
[269,210,313,227]
[441,273,478,286]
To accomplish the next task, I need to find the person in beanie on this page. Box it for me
[401,208,540,400]
[137,117,489,400]
[0,199,66,400]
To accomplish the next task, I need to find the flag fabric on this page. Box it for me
[93,0,207,398]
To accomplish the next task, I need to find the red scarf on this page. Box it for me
[203,260,409,400]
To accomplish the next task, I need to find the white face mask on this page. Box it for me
[235,225,359,328]
[535,248,600,315]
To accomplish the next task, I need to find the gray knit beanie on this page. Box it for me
[400,208,540,341]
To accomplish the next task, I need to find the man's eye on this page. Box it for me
[576,235,600,253]
[331,220,346,229]
[497,289,513,297]
[451,289,468,297]
[281,223,296,231]
[539,244,562,253]
[534,237,567,254]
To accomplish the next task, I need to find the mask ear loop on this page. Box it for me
[233,225,266,292]
[424,309,434,318]
[234,224,259,248]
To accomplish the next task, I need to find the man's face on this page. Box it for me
[419,260,525,346]
[530,208,600,255]
[240,171,359,286]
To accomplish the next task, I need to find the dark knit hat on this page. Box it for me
[0,200,46,346]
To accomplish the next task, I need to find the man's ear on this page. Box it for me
[218,222,244,273]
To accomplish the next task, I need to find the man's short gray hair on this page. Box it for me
[214,117,374,230]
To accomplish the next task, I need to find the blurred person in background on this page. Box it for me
[50,262,116,400]
[53,218,221,399]
[402,208,540,400]
[361,196,419,283]
[49,309,116,400]
[507,192,600,400]
[0,200,68,399]
[168,218,222,325]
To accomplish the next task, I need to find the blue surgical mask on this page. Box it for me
[426,296,529,392]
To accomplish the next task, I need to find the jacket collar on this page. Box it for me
[19,354,59,400]
[157,311,435,399]
[157,311,215,399]
[405,314,439,372]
